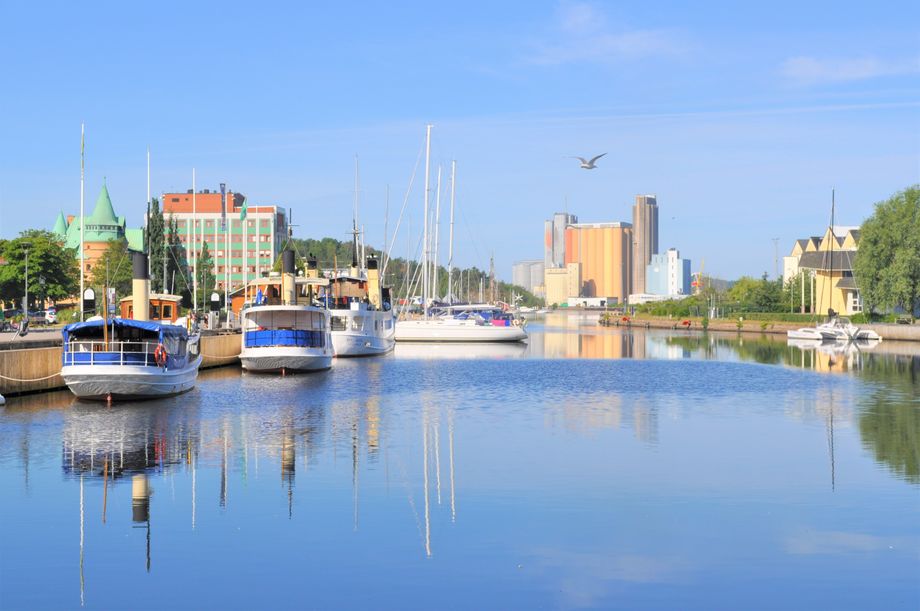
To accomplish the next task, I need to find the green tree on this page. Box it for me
[853,185,920,315]
[0,230,79,309]
[147,197,165,292]
[783,271,814,313]
[195,241,216,309]
[89,239,134,299]
[164,215,190,299]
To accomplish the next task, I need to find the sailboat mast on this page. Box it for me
[447,160,456,305]
[147,147,151,279]
[191,168,197,312]
[79,123,85,322]
[422,125,432,319]
[432,165,442,300]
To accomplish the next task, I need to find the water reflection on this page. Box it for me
[1,324,918,609]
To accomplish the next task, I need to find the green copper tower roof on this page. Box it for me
[52,211,68,238]
[89,183,119,225]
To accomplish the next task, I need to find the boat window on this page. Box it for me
[151,304,161,319]
[352,317,363,331]
[314,312,324,330]
[162,305,172,319]
[331,316,346,331]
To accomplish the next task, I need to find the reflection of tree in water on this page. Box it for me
[665,334,787,365]
[856,354,920,484]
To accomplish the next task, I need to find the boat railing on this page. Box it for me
[62,340,162,367]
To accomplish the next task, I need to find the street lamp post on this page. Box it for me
[22,242,30,316]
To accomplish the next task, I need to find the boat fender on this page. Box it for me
[154,344,168,368]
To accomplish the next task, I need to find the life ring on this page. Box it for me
[154,344,167,367]
[512,319,521,327]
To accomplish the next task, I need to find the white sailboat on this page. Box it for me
[787,190,882,344]
[394,126,527,343]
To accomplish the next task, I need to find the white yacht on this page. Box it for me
[395,305,527,343]
[239,251,334,373]
[61,253,201,401]
[327,256,396,356]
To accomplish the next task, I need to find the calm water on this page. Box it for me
[1,315,918,610]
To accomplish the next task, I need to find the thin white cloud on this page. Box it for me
[528,1,687,66]
[781,55,920,84]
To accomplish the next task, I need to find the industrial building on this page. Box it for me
[631,195,659,294]
[646,248,691,297]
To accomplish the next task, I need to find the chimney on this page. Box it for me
[366,255,381,309]
[306,255,318,279]
[281,249,296,306]
[132,251,150,321]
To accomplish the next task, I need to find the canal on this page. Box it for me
[1,314,918,609]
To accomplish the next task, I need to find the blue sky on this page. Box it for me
[0,1,917,280]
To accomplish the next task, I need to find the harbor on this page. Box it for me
[1,319,917,609]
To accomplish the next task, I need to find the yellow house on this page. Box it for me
[796,227,862,316]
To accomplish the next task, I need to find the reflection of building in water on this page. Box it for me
[547,394,659,443]
[539,329,647,360]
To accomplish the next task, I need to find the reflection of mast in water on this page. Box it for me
[434,413,441,505]
[282,424,295,519]
[79,474,84,607]
[220,423,228,509]
[132,474,151,573]
[423,407,431,557]
[449,409,456,523]
[352,416,359,531]
[190,440,196,530]
[827,393,836,491]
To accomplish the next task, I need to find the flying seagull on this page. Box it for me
[572,153,606,169]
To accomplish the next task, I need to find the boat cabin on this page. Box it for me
[119,294,182,324]
[62,318,193,369]
[230,276,329,315]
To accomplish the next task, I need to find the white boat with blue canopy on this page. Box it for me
[239,250,334,373]
[61,318,201,401]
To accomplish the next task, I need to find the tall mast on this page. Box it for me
[146,146,151,279]
[79,123,85,322]
[432,165,442,300]
[422,125,432,319]
[829,188,835,317]
[192,168,197,311]
[447,160,456,305]
[354,154,361,268]
[383,184,389,285]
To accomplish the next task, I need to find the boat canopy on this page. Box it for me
[63,318,188,342]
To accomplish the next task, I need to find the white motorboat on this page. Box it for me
[239,251,334,373]
[61,318,201,400]
[787,326,839,341]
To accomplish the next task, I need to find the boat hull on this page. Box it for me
[395,319,528,342]
[61,357,202,400]
[240,347,333,372]
[787,328,838,341]
[332,332,395,356]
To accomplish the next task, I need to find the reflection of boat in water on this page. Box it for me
[787,337,880,355]
[393,341,527,360]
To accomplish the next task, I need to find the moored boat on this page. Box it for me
[238,250,333,373]
[62,318,201,400]
[327,251,395,356]
[61,252,200,401]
